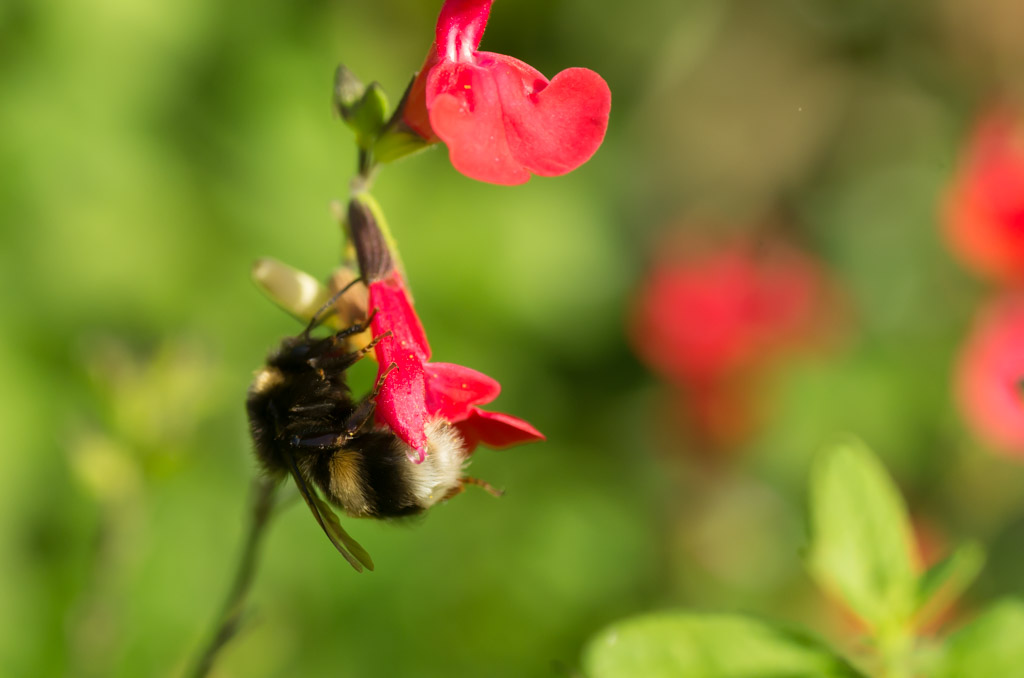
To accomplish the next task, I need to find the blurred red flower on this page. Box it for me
[630,235,836,449]
[955,295,1024,457]
[943,107,1024,285]
[631,237,831,384]
[402,0,611,185]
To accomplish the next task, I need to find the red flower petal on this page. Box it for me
[369,275,431,457]
[435,0,491,61]
[486,54,611,177]
[424,362,501,422]
[425,56,610,185]
[427,60,531,185]
[454,408,546,452]
[368,275,430,361]
[404,0,610,185]
[373,348,428,460]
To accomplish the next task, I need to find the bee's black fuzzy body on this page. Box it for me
[246,332,466,522]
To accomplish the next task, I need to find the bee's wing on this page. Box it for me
[282,450,375,572]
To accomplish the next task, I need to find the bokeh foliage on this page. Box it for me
[1,0,1023,676]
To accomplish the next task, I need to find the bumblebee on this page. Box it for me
[245,289,468,571]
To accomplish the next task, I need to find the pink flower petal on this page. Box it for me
[427,60,531,185]
[424,362,501,421]
[368,275,430,361]
[369,276,432,456]
[454,408,546,452]
[485,54,611,177]
[373,349,428,460]
[404,0,610,185]
[435,0,491,62]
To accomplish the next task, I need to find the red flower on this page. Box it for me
[630,236,832,385]
[402,0,611,185]
[629,234,837,450]
[955,295,1024,457]
[368,273,544,461]
[944,107,1024,285]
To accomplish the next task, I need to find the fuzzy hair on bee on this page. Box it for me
[245,287,471,571]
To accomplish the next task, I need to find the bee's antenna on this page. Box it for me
[303,276,365,337]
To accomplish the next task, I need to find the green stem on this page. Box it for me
[357,148,372,179]
[188,476,278,678]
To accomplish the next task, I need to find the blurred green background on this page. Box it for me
[2,0,1023,676]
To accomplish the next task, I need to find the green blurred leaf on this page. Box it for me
[583,612,865,678]
[934,600,1024,678]
[806,438,917,632]
[915,542,984,627]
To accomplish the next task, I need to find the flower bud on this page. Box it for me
[333,64,391,150]
[333,64,365,119]
[252,257,331,323]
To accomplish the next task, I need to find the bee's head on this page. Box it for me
[267,333,334,372]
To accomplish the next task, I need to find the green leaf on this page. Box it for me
[914,542,984,626]
[806,438,917,633]
[583,612,865,678]
[934,599,1024,678]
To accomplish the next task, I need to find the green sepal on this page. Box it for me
[372,72,434,164]
[373,126,432,164]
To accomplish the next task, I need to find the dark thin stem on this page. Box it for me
[188,476,278,678]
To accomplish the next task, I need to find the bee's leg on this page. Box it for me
[440,476,504,502]
[440,484,465,501]
[350,328,391,358]
[461,476,504,498]
[327,308,378,344]
[370,361,398,397]
[306,326,391,376]
[340,362,397,436]
[289,432,344,449]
